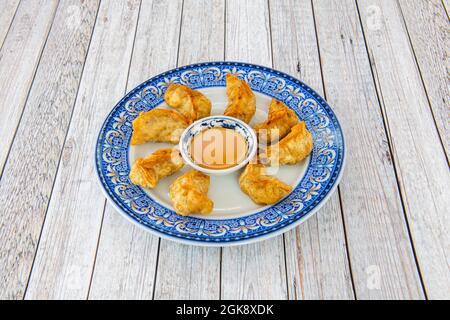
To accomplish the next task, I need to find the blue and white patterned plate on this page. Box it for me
[95,61,345,246]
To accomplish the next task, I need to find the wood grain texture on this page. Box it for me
[398,0,450,159]
[153,0,224,300]
[221,0,287,300]
[0,0,99,300]
[269,0,354,299]
[24,0,141,299]
[312,0,424,299]
[222,240,288,299]
[0,0,20,48]
[0,0,446,300]
[88,0,183,300]
[155,243,221,299]
[0,0,58,173]
[88,205,159,300]
[357,0,450,299]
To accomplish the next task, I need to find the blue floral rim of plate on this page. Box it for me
[95,61,345,246]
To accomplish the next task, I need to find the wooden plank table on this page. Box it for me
[0,0,448,300]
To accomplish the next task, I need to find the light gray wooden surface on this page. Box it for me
[271,0,354,300]
[0,0,448,300]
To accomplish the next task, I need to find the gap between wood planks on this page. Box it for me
[0,0,59,179]
[85,0,144,299]
[20,0,141,299]
[0,0,20,51]
[267,0,292,300]
[86,0,193,300]
[146,0,185,300]
[309,0,357,299]
[0,0,62,299]
[311,0,428,299]
[21,0,102,299]
[355,0,450,298]
[143,0,184,300]
[152,0,223,300]
[396,0,449,163]
[221,0,287,300]
[442,0,450,17]
[353,0,427,299]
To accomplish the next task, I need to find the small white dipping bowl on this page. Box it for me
[179,115,258,176]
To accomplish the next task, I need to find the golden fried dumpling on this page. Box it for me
[130,108,189,145]
[254,98,299,143]
[239,164,292,205]
[129,148,184,188]
[223,74,256,123]
[190,90,212,119]
[164,83,212,123]
[262,122,313,165]
[169,170,214,216]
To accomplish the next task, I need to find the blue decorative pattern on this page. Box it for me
[95,62,345,244]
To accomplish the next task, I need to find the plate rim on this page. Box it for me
[94,60,346,247]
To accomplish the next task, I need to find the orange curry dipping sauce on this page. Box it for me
[189,128,248,170]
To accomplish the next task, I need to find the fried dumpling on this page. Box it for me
[129,148,184,188]
[169,170,214,216]
[131,108,189,145]
[261,122,313,165]
[239,164,292,205]
[254,99,299,143]
[223,74,256,123]
[164,83,212,123]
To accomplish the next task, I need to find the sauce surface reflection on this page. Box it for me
[189,128,248,170]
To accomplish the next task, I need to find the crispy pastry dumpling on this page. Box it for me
[131,108,189,145]
[223,74,256,123]
[262,122,313,165]
[254,99,299,143]
[129,148,184,188]
[169,170,214,216]
[164,83,212,123]
[239,164,292,205]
